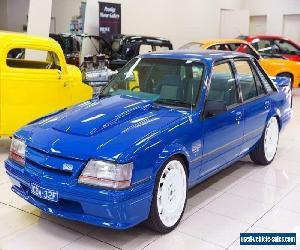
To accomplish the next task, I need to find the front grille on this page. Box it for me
[27,159,73,177]
[25,146,85,178]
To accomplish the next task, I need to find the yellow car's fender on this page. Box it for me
[259,58,300,88]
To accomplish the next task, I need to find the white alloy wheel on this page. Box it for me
[156,160,187,228]
[264,117,279,162]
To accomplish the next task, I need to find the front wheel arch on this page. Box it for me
[145,155,188,233]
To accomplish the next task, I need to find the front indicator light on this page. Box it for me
[9,137,26,167]
[78,160,133,189]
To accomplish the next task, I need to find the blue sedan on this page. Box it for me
[5,50,292,233]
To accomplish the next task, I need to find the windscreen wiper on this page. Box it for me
[155,99,191,107]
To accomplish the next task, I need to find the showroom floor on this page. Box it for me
[0,91,299,250]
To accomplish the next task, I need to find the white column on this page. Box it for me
[27,0,53,37]
[81,0,100,61]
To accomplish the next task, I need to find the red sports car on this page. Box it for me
[238,35,300,62]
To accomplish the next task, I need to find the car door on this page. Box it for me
[233,59,271,154]
[0,46,71,135]
[200,61,244,176]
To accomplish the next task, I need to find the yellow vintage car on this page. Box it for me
[180,39,300,88]
[0,31,92,136]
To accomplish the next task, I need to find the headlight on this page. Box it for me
[78,160,133,189]
[9,137,26,166]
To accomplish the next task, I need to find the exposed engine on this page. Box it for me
[82,54,117,97]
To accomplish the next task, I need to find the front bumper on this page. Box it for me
[5,159,153,229]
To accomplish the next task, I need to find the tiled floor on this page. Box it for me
[0,90,300,250]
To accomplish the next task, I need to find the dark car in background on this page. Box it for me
[50,33,81,66]
[99,34,173,70]
[80,34,173,96]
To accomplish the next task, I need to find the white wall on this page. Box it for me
[0,0,82,34]
[82,0,248,56]
[245,0,300,36]
[51,0,83,33]
[0,0,29,32]
[0,0,8,30]
[27,0,52,37]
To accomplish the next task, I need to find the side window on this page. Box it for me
[6,48,61,70]
[275,39,299,54]
[235,60,258,101]
[207,62,238,107]
[208,44,231,51]
[251,39,276,54]
[253,60,275,93]
[233,43,259,58]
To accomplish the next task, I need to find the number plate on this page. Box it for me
[30,183,58,202]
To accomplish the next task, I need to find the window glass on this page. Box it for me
[208,44,231,51]
[103,58,204,107]
[251,39,279,54]
[255,75,265,95]
[230,43,258,58]
[274,39,299,54]
[207,63,238,107]
[235,60,258,101]
[253,61,274,93]
[7,48,61,70]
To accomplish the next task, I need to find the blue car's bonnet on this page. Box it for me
[17,95,187,161]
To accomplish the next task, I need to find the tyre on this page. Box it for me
[146,156,187,233]
[250,117,279,165]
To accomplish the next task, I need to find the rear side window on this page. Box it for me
[208,44,231,51]
[253,60,275,93]
[6,48,61,70]
[230,43,259,59]
[234,60,258,101]
[207,62,238,107]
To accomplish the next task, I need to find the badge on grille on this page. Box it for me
[63,163,73,171]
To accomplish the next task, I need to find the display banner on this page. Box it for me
[99,2,121,41]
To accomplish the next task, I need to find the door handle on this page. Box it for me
[235,111,242,121]
[63,82,69,87]
[264,100,271,109]
[57,70,62,80]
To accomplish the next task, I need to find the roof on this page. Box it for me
[244,35,300,47]
[0,31,60,48]
[140,50,252,64]
[198,39,248,47]
[245,35,292,40]
[114,34,172,43]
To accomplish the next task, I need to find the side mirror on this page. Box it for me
[271,76,291,88]
[204,100,227,118]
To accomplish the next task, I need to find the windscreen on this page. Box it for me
[102,58,204,107]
